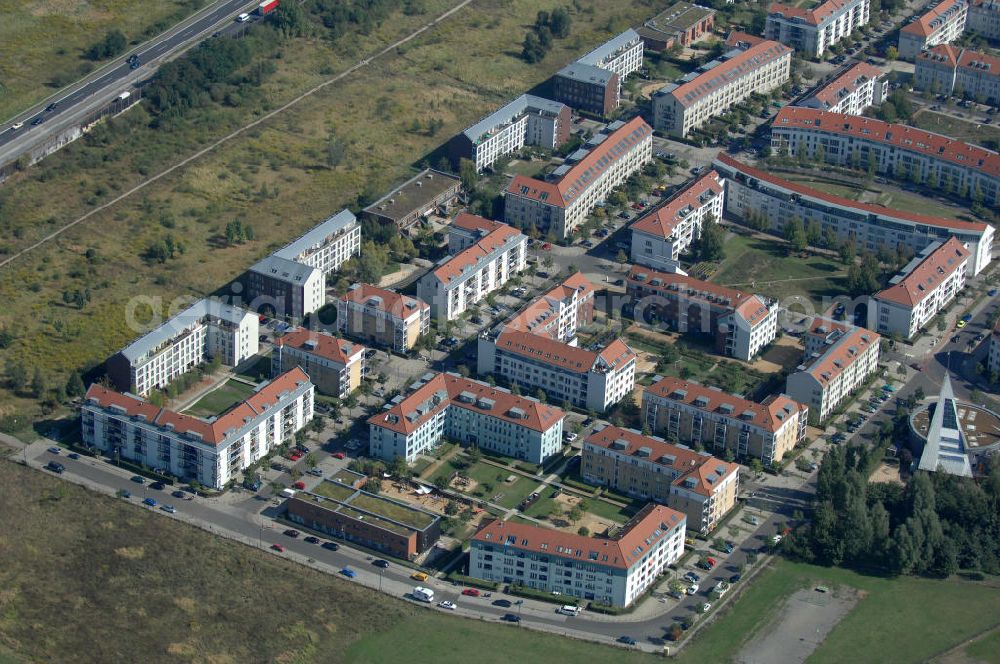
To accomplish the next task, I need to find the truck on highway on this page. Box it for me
[257,0,279,14]
[236,12,250,22]
[412,587,434,603]
[117,91,131,102]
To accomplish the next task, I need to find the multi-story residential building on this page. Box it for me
[968,0,1000,40]
[765,0,870,58]
[868,237,970,340]
[273,209,361,278]
[368,372,565,464]
[551,29,644,117]
[362,169,462,230]
[271,328,366,398]
[502,271,595,342]
[451,95,571,172]
[626,265,778,362]
[582,425,739,533]
[82,368,314,490]
[988,317,1000,377]
[637,2,717,52]
[106,298,258,397]
[642,376,808,465]
[504,117,652,239]
[785,319,880,422]
[652,38,792,138]
[898,0,968,61]
[713,152,995,275]
[797,62,888,114]
[914,45,1000,103]
[336,283,430,354]
[629,170,724,272]
[770,107,1000,208]
[469,504,686,608]
[416,215,527,321]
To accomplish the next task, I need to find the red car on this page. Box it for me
[461,588,481,597]
[271,543,284,552]
[289,453,302,461]
[333,452,346,460]
[541,243,552,250]
[293,481,306,490]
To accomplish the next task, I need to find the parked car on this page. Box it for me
[150,481,165,491]
[333,452,346,460]
[617,636,637,646]
[47,446,61,454]
[171,490,187,499]
[160,505,177,514]
[283,529,300,538]
[304,536,320,544]
[686,584,699,595]
[340,567,357,578]
[45,461,65,474]
[372,559,390,569]
[292,481,306,490]
[271,543,285,552]
[438,600,457,610]
[462,588,481,597]
[67,453,80,460]
[493,599,513,608]
[143,497,157,507]
[502,613,521,623]
[411,571,429,582]
[321,541,339,551]
[730,574,742,584]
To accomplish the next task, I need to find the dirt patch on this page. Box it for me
[869,461,905,486]
[751,336,805,373]
[737,587,861,664]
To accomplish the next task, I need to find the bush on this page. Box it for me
[445,573,499,591]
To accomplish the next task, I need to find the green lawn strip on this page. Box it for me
[962,625,1000,663]
[182,379,256,417]
[911,110,1000,149]
[235,355,271,382]
[523,487,561,520]
[349,492,435,529]
[312,481,358,502]
[583,497,639,524]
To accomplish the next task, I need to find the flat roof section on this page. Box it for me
[363,169,460,225]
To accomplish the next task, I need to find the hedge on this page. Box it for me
[445,573,499,591]
[508,584,575,606]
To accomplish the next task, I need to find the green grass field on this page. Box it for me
[911,109,1000,150]
[678,558,1000,663]
[182,379,256,418]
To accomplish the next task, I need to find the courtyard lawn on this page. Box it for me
[182,379,256,418]
[582,497,641,525]
[911,109,1000,150]
[678,558,1000,663]
[235,355,272,383]
[428,455,542,509]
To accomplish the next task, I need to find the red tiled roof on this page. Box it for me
[645,376,803,433]
[666,40,791,109]
[471,503,685,570]
[367,372,564,436]
[452,211,505,234]
[84,368,312,446]
[431,222,523,283]
[807,62,884,108]
[918,43,960,67]
[768,0,862,25]
[505,272,594,340]
[713,152,992,232]
[340,283,429,319]
[957,48,1000,72]
[630,170,723,239]
[874,237,970,307]
[901,0,966,37]
[724,30,766,48]
[772,106,1000,180]
[506,117,652,209]
[799,322,879,386]
[734,296,773,328]
[627,264,767,320]
[276,328,365,365]
[496,329,604,373]
[585,425,738,497]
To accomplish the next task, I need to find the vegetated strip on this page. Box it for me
[0,0,474,272]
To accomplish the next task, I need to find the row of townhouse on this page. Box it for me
[796,61,888,114]
[712,152,995,276]
[968,0,1000,39]
[915,45,1000,103]
[652,34,792,138]
[629,169,725,272]
[769,106,1000,208]
[765,0,870,58]
[272,328,366,399]
[238,209,361,321]
[785,319,881,423]
[868,237,970,340]
[336,283,430,354]
[625,265,778,362]
[82,368,314,490]
[469,504,686,608]
[642,376,808,466]
[106,298,259,397]
[416,214,528,321]
[451,95,571,173]
[367,372,565,465]
[552,29,645,117]
[582,424,740,534]
[637,2,717,52]
[504,117,653,239]
[898,0,968,61]
[478,273,637,413]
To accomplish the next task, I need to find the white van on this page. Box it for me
[557,605,581,616]
[280,488,297,499]
[413,586,434,603]
[236,12,250,22]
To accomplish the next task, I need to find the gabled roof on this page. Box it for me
[462,94,568,143]
[504,272,594,341]
[250,255,320,285]
[874,237,970,307]
[272,209,357,263]
[768,0,865,26]
[772,107,1000,179]
[84,368,312,446]
[645,376,804,433]
[630,170,723,240]
[471,502,685,570]
[118,298,254,363]
[957,48,1000,73]
[658,40,791,109]
[367,372,564,436]
[802,62,884,109]
[798,321,880,386]
[585,425,738,497]
[429,222,524,284]
[918,43,961,67]
[626,264,767,322]
[577,29,642,67]
[451,212,505,235]
[275,328,365,365]
[340,283,429,319]
[724,30,766,48]
[902,0,967,37]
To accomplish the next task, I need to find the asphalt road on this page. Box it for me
[0,0,260,166]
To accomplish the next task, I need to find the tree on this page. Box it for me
[445,500,460,516]
[86,30,127,60]
[550,8,572,38]
[390,455,409,478]
[6,360,27,393]
[31,366,45,397]
[784,217,807,253]
[521,31,545,63]
[65,371,86,398]
[805,220,822,247]
[568,505,583,522]
[839,240,856,266]
[578,526,590,537]
[458,158,478,191]
[886,45,898,61]
[696,215,725,261]
[363,478,383,494]
[615,249,629,266]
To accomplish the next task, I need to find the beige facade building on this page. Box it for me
[898,0,968,61]
[337,283,430,354]
[272,328,366,399]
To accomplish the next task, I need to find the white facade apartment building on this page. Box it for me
[504,117,652,239]
[273,209,361,277]
[915,45,1000,103]
[968,0,1000,40]
[455,95,570,172]
[416,215,527,321]
[576,28,645,94]
[367,372,565,464]
[868,237,970,340]
[785,319,880,422]
[106,298,259,397]
[337,283,430,353]
[629,170,725,271]
[798,62,888,114]
[765,0,870,58]
[898,0,968,61]
[82,368,314,490]
[469,504,686,608]
[503,271,596,343]
[652,38,792,138]
[712,152,995,276]
[769,106,1000,209]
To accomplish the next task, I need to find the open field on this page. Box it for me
[0,0,207,121]
[181,378,255,417]
[678,558,1000,663]
[0,458,666,664]
[0,0,656,432]
[911,110,1000,150]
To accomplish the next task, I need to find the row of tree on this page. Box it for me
[521,9,572,63]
